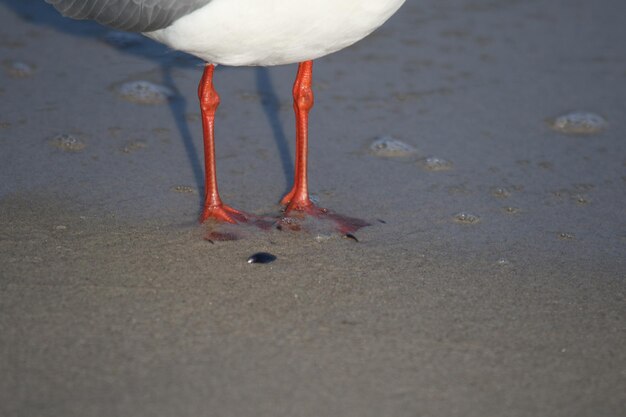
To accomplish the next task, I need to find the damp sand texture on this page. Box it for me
[1,1,626,417]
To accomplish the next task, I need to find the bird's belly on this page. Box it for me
[144,0,405,66]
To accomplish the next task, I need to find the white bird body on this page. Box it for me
[144,0,405,66]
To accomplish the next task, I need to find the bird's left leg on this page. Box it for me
[280,61,370,234]
[281,61,321,214]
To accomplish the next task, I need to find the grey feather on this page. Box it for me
[45,0,213,32]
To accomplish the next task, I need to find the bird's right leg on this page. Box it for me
[198,64,247,224]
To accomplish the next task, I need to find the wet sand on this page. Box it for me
[1,0,625,416]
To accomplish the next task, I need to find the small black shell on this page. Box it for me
[247,252,277,264]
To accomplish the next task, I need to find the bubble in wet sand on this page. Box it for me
[550,111,607,134]
[419,156,453,171]
[116,81,173,105]
[3,60,35,78]
[453,212,480,224]
[558,232,575,240]
[121,140,147,153]
[491,187,511,198]
[502,206,521,214]
[171,185,196,194]
[314,233,334,243]
[573,195,589,205]
[370,136,416,157]
[49,134,86,152]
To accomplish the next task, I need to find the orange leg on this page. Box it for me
[280,61,370,234]
[281,61,319,213]
[198,64,247,224]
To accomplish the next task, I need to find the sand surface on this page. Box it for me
[1,0,625,416]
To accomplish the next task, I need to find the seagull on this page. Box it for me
[45,0,406,231]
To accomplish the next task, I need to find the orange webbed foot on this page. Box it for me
[280,198,370,235]
[199,204,248,224]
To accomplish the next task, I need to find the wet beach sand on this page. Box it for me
[1,0,625,416]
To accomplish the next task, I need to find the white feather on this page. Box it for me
[144,0,406,66]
